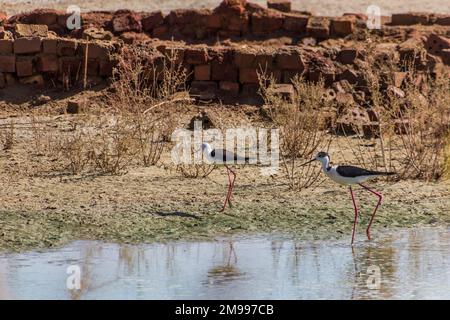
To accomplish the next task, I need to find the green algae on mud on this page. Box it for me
[1,191,449,252]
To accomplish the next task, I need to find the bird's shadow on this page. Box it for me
[154,211,202,220]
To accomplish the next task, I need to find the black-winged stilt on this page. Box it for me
[201,143,250,212]
[301,151,395,244]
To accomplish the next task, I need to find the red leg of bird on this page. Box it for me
[220,167,232,212]
[359,183,383,241]
[349,186,359,245]
[227,166,236,206]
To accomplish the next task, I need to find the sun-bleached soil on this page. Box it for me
[2,0,450,16]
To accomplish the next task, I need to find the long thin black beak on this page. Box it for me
[300,159,315,167]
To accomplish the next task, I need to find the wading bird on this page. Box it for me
[301,152,395,244]
[201,143,251,212]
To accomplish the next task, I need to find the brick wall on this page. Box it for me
[0,30,119,88]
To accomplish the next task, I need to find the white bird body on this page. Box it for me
[201,143,250,165]
[303,151,396,244]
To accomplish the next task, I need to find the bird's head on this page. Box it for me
[300,151,330,167]
[315,151,330,163]
[201,143,211,153]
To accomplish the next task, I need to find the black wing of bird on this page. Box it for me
[211,149,250,162]
[336,165,395,178]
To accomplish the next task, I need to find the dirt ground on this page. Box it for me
[2,0,450,16]
[1,86,449,251]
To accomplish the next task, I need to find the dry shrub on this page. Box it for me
[0,121,15,150]
[259,72,331,190]
[393,76,450,180]
[176,163,216,178]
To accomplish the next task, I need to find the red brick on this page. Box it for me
[111,10,142,33]
[13,37,42,54]
[336,48,358,64]
[283,13,308,32]
[141,11,164,31]
[219,81,239,96]
[99,59,117,77]
[57,39,78,56]
[275,48,306,70]
[16,56,34,77]
[185,47,209,64]
[330,18,355,36]
[190,81,218,100]
[0,39,13,54]
[152,26,168,38]
[234,50,274,68]
[206,13,221,29]
[391,13,429,25]
[194,64,211,81]
[251,10,284,36]
[59,56,81,76]
[86,59,99,76]
[42,38,58,54]
[434,14,450,26]
[211,60,238,81]
[307,17,330,38]
[81,42,114,59]
[0,55,15,73]
[267,0,291,13]
[36,54,58,72]
[270,84,296,102]
[282,70,303,83]
[239,68,259,83]
[0,72,5,88]
[425,34,450,56]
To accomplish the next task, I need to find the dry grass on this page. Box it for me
[259,72,331,190]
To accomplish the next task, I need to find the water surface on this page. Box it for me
[0,227,449,299]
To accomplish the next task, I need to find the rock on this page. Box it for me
[67,100,84,114]
[18,74,44,86]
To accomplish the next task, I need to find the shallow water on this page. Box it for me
[0,227,449,299]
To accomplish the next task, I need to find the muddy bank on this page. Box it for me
[1,160,450,251]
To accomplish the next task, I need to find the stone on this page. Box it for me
[18,74,44,86]
[14,24,48,38]
[67,100,84,114]
[267,0,291,13]
[194,64,211,81]
[13,37,42,54]
[0,55,15,73]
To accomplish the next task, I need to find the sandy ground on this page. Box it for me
[1,86,449,251]
[1,0,450,16]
